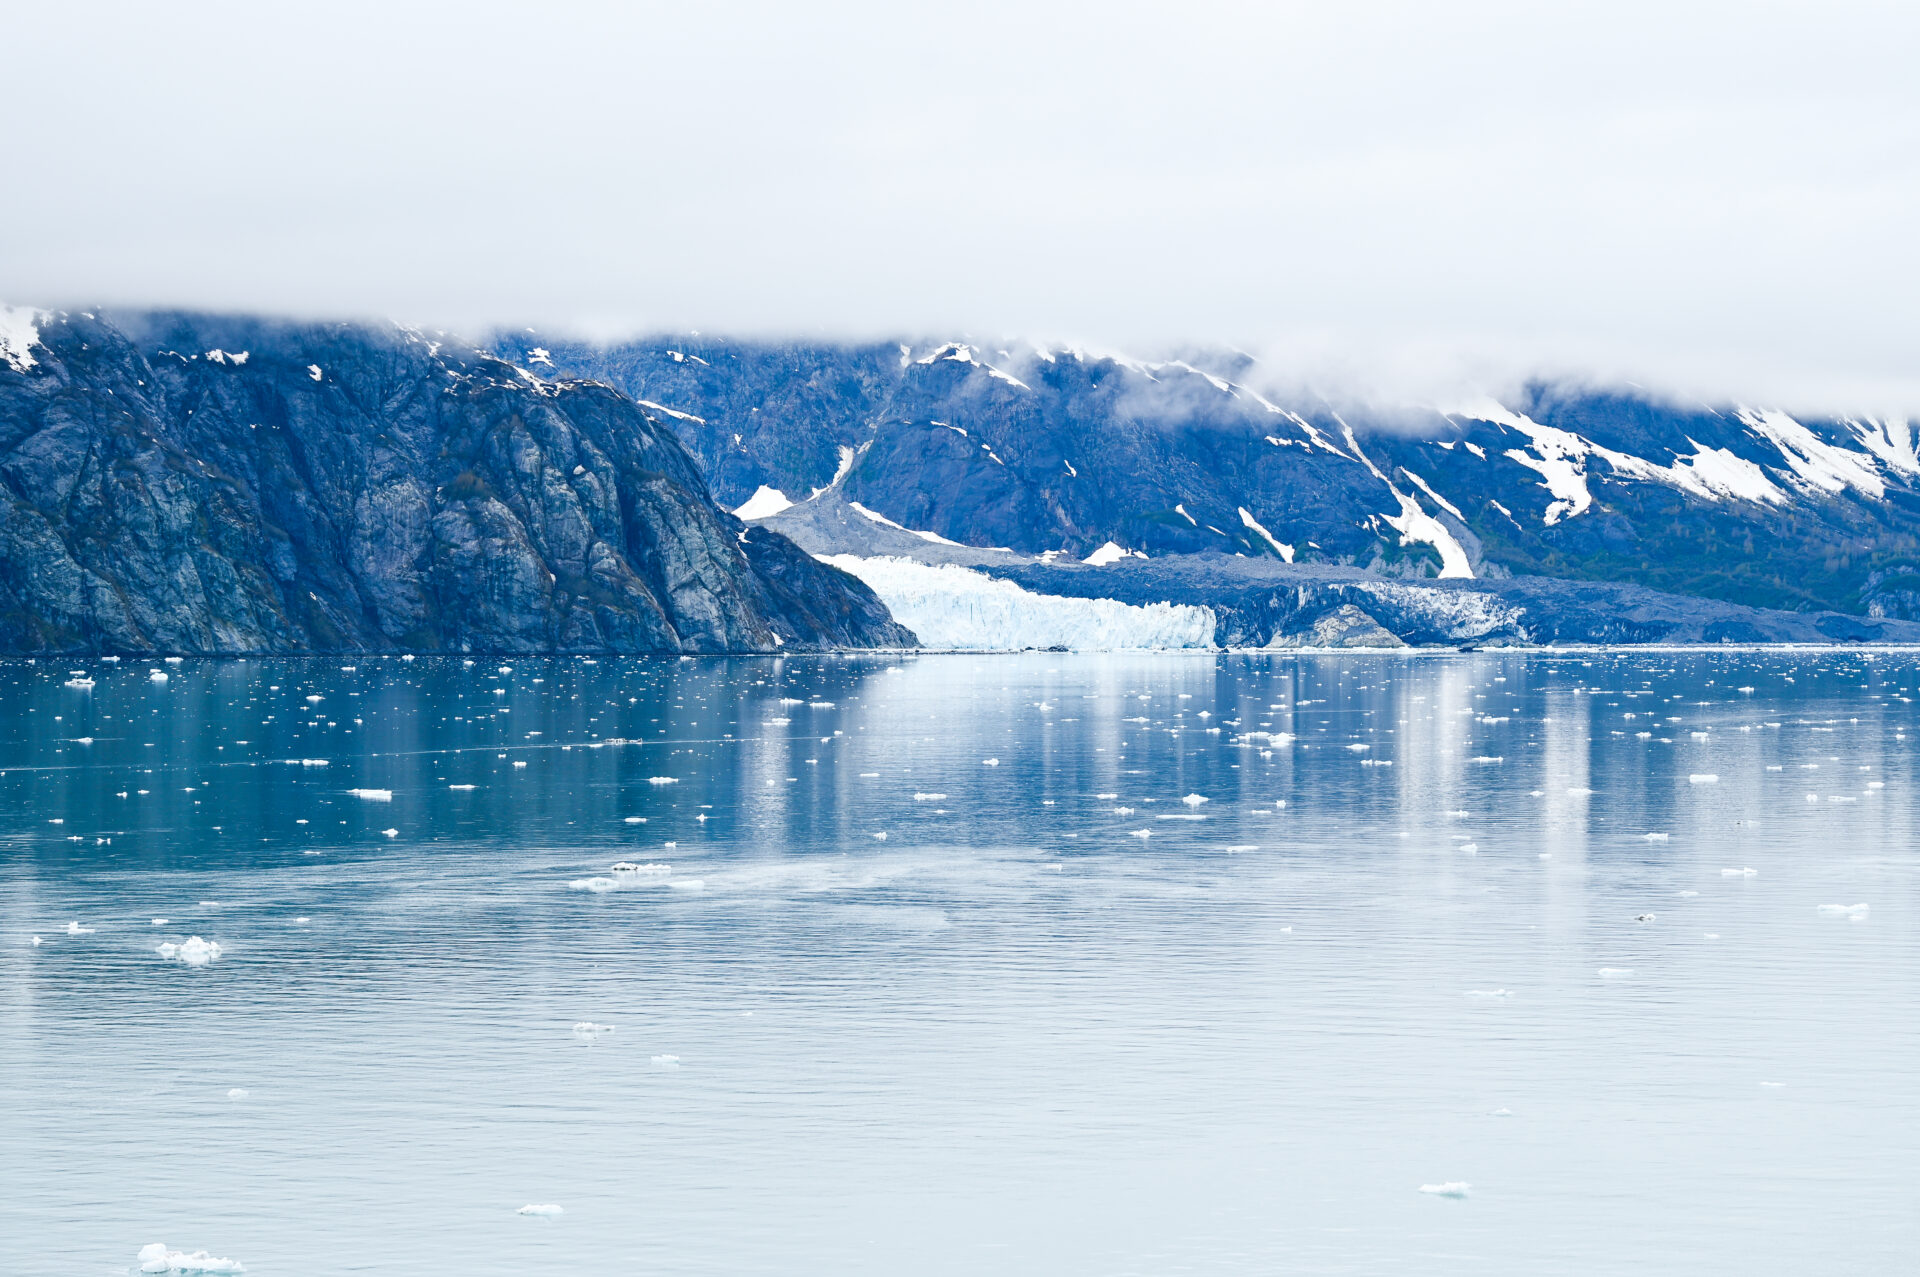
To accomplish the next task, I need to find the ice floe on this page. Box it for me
[157,937,223,965]
[137,1242,245,1273]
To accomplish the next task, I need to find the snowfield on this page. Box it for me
[822,555,1216,650]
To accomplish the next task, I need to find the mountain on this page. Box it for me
[0,309,913,654]
[494,334,1920,622]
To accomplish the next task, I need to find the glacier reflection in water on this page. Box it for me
[2,651,1917,1275]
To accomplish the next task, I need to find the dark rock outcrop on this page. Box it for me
[0,311,915,654]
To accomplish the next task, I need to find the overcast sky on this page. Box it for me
[7,2,1917,408]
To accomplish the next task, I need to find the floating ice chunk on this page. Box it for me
[1721,867,1758,877]
[1180,793,1209,806]
[227,1088,248,1100]
[1635,913,1656,923]
[569,877,619,893]
[1130,829,1152,839]
[623,816,646,823]
[1598,967,1633,978]
[1458,842,1478,854]
[912,792,947,801]
[1642,832,1670,841]
[150,670,169,683]
[666,879,704,891]
[1677,890,1698,898]
[1816,903,1869,918]
[651,1054,681,1068]
[516,1203,565,1216]
[65,921,94,935]
[448,784,475,791]
[138,1242,246,1273]
[648,776,678,785]
[982,758,999,766]
[1489,1108,1513,1117]
[1689,774,1719,784]
[872,831,888,840]
[157,937,222,965]
[1225,844,1258,853]
[513,760,528,769]
[152,918,168,925]
[611,862,670,875]
[1466,989,1513,999]
[1418,1182,1470,1198]
[348,788,392,801]
[382,828,398,837]
[571,1022,616,1039]
[1565,786,1593,796]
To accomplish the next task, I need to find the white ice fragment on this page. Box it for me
[348,788,392,802]
[1181,793,1209,806]
[1721,867,1758,877]
[1816,903,1870,918]
[157,936,222,965]
[569,877,619,893]
[1418,1182,1471,1198]
[1466,989,1512,999]
[382,828,398,837]
[648,776,679,785]
[651,1054,681,1068]
[227,1088,248,1100]
[1598,967,1633,978]
[65,921,94,935]
[912,792,947,801]
[982,758,999,766]
[516,1203,565,1216]
[571,1022,616,1038]
[1689,773,1719,784]
[138,1242,246,1273]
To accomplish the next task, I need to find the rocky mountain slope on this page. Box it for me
[499,334,1920,621]
[758,492,1920,648]
[0,309,912,654]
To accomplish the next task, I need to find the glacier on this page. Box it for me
[821,555,1216,650]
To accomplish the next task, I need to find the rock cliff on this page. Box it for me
[0,310,914,654]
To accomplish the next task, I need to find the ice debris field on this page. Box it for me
[3,649,1917,1274]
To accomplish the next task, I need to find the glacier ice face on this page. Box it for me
[822,555,1215,651]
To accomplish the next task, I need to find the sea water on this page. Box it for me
[1,651,1915,1275]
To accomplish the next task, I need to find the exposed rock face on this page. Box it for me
[1266,604,1405,649]
[0,311,914,654]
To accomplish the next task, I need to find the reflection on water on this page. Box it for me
[2,652,1916,1275]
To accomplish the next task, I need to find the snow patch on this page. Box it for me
[734,486,794,520]
[1237,508,1294,561]
[822,555,1214,650]
[1739,407,1885,497]
[1083,541,1147,566]
[635,398,707,425]
[0,305,43,373]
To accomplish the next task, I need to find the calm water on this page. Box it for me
[2,651,1916,1275]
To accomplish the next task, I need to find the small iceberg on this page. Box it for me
[651,1054,681,1068]
[571,1022,615,1039]
[1418,1182,1470,1198]
[138,1242,245,1273]
[157,937,223,965]
[568,877,619,894]
[1689,774,1719,784]
[1817,903,1870,919]
[348,788,392,802]
[516,1203,565,1217]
